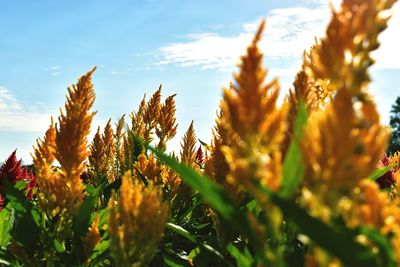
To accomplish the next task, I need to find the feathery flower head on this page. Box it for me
[114,114,126,177]
[89,126,107,183]
[1,150,37,206]
[134,153,163,185]
[180,121,197,167]
[338,179,400,261]
[302,89,389,188]
[195,145,205,166]
[1,150,27,185]
[219,21,287,199]
[142,86,162,142]
[156,93,178,151]
[310,0,397,97]
[222,21,286,149]
[102,119,115,178]
[108,170,168,266]
[375,153,397,189]
[130,95,146,138]
[34,67,97,215]
[55,67,96,176]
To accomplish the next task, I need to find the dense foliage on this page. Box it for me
[1,0,400,266]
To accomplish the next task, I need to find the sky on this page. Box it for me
[0,0,399,164]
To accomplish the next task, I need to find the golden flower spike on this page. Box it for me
[108,170,168,266]
[134,153,163,185]
[56,67,97,214]
[300,0,396,226]
[180,121,197,168]
[220,20,287,198]
[32,118,57,214]
[156,93,178,151]
[114,114,126,176]
[89,127,106,183]
[143,85,162,142]
[310,0,397,97]
[102,119,115,181]
[205,102,242,202]
[130,95,146,138]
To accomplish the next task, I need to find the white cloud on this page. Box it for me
[154,6,330,72]
[0,86,54,132]
[154,2,400,72]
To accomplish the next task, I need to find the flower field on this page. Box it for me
[1,0,400,266]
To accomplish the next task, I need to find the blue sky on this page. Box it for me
[1,0,399,163]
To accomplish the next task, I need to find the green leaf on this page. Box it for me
[166,222,229,265]
[368,164,396,181]
[73,184,100,237]
[53,239,66,253]
[0,208,12,247]
[267,190,380,267]
[14,180,28,191]
[166,223,196,243]
[280,100,307,199]
[3,179,40,252]
[226,244,253,267]
[88,239,111,267]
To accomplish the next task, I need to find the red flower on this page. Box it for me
[195,145,205,165]
[376,153,396,189]
[0,150,38,207]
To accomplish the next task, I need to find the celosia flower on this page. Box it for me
[1,150,27,184]
[0,150,37,206]
[102,119,115,180]
[130,95,146,138]
[134,153,163,185]
[89,127,107,183]
[205,103,243,202]
[376,153,396,189]
[108,170,168,266]
[284,44,333,155]
[180,121,197,168]
[302,90,389,189]
[33,67,96,215]
[338,179,400,262]
[114,114,126,177]
[156,93,178,151]
[310,0,397,97]
[195,145,205,166]
[220,21,287,199]
[142,86,162,142]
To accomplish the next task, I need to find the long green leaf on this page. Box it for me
[280,100,307,199]
[226,244,253,267]
[368,164,396,181]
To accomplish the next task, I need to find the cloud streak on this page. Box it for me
[0,86,54,132]
[154,1,400,73]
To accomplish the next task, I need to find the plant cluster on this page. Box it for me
[1,0,400,266]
